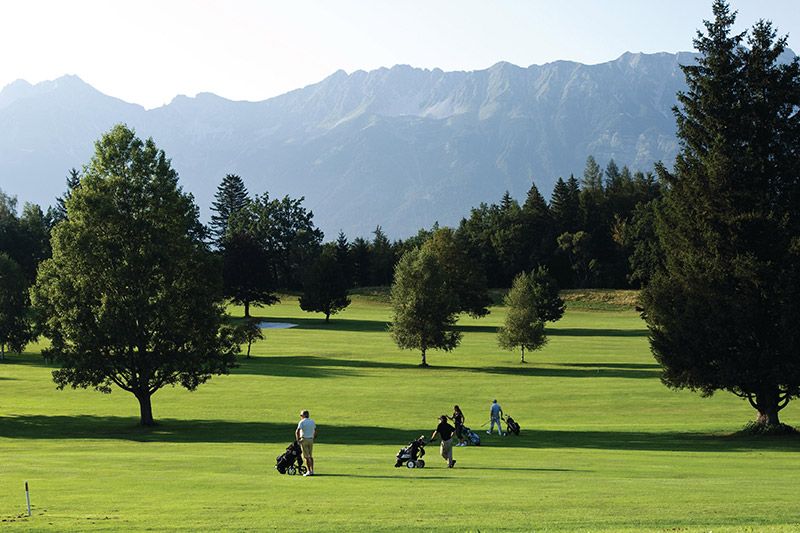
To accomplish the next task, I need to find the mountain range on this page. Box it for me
[0,51,738,237]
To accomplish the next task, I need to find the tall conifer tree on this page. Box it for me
[210,174,249,244]
[642,1,800,429]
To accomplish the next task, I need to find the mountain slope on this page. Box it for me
[0,52,706,237]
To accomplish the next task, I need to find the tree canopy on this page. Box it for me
[0,253,34,360]
[497,271,549,364]
[389,245,461,367]
[299,245,351,322]
[31,124,239,426]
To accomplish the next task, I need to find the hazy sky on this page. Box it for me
[2,1,799,109]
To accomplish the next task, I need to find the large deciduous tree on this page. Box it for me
[423,228,491,318]
[221,216,278,318]
[0,253,33,361]
[299,246,351,322]
[31,124,239,426]
[246,193,323,290]
[389,245,461,367]
[497,271,548,364]
[641,1,800,430]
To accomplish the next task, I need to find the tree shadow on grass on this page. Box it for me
[0,415,428,445]
[233,355,420,378]
[546,328,649,338]
[0,415,796,452]
[231,356,661,380]
[486,429,800,452]
[453,324,499,334]
[0,353,56,368]
[474,364,661,379]
[560,362,661,370]
[254,316,510,335]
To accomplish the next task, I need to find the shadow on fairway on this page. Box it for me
[474,364,661,379]
[232,356,661,379]
[252,316,509,335]
[546,328,649,337]
[483,429,800,452]
[1,415,797,452]
[0,415,428,445]
[0,353,58,368]
[233,355,420,378]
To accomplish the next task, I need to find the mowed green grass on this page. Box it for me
[1,296,799,532]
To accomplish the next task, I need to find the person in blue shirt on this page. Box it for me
[487,399,504,436]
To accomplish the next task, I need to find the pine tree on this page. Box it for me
[335,231,352,287]
[52,168,81,225]
[550,176,581,234]
[370,226,394,286]
[521,181,554,268]
[581,156,604,192]
[350,237,371,287]
[641,1,800,430]
[210,174,249,244]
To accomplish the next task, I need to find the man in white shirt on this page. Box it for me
[295,410,317,476]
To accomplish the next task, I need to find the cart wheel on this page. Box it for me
[406,460,416,468]
[299,466,308,475]
[287,465,296,475]
[416,460,425,468]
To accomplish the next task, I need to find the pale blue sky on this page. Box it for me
[2,0,798,109]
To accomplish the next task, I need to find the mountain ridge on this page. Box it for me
[2,50,785,238]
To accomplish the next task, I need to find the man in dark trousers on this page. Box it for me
[430,415,457,468]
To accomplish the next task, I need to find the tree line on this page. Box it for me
[209,155,663,318]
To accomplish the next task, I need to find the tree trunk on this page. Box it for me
[755,388,781,427]
[246,340,252,358]
[244,300,250,318]
[0,343,4,362]
[520,347,526,364]
[325,311,330,323]
[136,392,156,426]
[420,348,428,367]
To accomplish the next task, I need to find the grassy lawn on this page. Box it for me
[1,295,799,531]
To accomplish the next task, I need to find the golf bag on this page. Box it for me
[504,415,521,436]
[275,440,307,475]
[394,436,427,468]
[461,425,481,446]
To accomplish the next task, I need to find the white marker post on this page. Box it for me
[25,481,31,516]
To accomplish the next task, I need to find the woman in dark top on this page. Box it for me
[449,405,466,446]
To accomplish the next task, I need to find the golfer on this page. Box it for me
[449,405,467,446]
[430,415,457,468]
[295,410,317,476]
[487,399,504,436]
